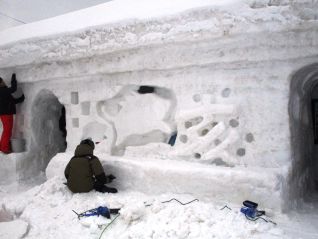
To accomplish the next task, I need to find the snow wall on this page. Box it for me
[1,0,318,210]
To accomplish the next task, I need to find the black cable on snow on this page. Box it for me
[244,214,277,225]
[220,204,277,225]
[0,11,26,24]
[161,198,199,205]
[72,210,81,219]
[145,198,199,207]
[220,205,232,210]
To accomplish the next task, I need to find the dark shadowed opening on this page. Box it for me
[289,63,318,208]
[20,89,67,180]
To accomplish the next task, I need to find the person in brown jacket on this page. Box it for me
[64,138,117,193]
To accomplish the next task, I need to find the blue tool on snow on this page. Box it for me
[220,200,276,225]
[240,200,265,219]
[72,206,120,219]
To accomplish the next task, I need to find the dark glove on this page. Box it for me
[10,74,18,93]
[19,94,25,103]
[107,174,116,182]
[14,94,25,104]
[11,73,17,83]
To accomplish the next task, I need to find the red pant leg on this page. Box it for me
[0,115,13,153]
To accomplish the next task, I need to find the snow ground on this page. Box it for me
[0,177,317,239]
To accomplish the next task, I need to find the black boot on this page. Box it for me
[101,186,118,193]
[94,180,118,193]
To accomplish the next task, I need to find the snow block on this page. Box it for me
[45,152,74,180]
[46,153,284,211]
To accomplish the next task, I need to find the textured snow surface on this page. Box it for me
[0,177,317,239]
[0,177,282,239]
[0,0,239,46]
[1,0,318,68]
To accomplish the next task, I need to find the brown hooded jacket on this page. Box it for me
[64,144,105,193]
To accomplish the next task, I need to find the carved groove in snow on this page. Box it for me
[80,101,90,115]
[70,91,79,104]
[245,133,254,142]
[221,88,231,98]
[184,116,203,129]
[72,118,79,128]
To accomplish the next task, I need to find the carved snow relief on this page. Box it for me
[172,102,244,167]
[95,85,177,155]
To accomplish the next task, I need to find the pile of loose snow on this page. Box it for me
[0,176,284,239]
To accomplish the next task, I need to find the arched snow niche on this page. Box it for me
[289,63,318,206]
[97,85,177,156]
[82,121,107,143]
[25,89,66,178]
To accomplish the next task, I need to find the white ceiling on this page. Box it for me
[0,0,112,31]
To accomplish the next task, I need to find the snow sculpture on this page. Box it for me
[173,102,240,166]
[95,85,177,155]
